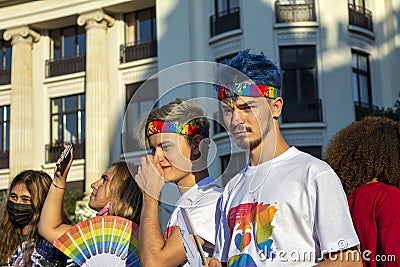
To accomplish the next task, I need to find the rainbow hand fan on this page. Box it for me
[53,216,140,267]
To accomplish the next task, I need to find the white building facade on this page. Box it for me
[0,0,398,207]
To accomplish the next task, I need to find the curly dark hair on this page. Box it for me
[324,116,400,197]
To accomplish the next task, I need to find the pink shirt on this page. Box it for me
[96,202,110,216]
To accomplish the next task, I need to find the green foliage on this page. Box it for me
[373,100,400,121]
[357,100,400,122]
[63,189,83,224]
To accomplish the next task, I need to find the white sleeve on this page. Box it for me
[212,195,230,263]
[189,192,221,245]
[314,169,360,254]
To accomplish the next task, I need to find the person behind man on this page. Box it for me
[209,49,361,266]
[134,98,223,267]
[38,148,142,244]
[324,116,400,266]
[0,170,73,266]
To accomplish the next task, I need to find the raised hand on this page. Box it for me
[54,145,74,184]
[135,154,165,200]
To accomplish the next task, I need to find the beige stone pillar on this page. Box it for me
[3,26,40,179]
[77,10,114,195]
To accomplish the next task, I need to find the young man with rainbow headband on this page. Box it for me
[134,98,223,267]
[208,50,362,267]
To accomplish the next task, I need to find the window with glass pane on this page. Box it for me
[50,26,86,59]
[216,0,239,14]
[349,0,365,8]
[0,105,10,169]
[280,46,321,123]
[0,40,11,85]
[352,50,371,106]
[0,40,12,70]
[125,7,156,44]
[51,94,85,145]
[123,80,157,152]
[220,152,246,186]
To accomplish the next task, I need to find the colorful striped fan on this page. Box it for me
[53,216,140,267]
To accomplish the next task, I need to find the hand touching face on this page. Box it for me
[135,154,165,199]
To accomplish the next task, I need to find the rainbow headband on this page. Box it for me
[146,120,206,138]
[217,82,281,101]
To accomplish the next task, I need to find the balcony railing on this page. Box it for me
[275,0,316,23]
[348,4,373,31]
[120,40,157,63]
[45,55,86,78]
[0,151,9,169]
[0,68,11,85]
[282,98,323,123]
[354,101,380,121]
[45,142,85,163]
[210,7,240,37]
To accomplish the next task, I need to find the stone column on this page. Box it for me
[77,10,114,195]
[3,26,40,178]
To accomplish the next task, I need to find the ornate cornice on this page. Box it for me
[3,26,40,44]
[277,30,316,44]
[77,9,115,29]
[211,36,242,60]
[122,63,158,85]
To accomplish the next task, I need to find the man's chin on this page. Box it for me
[234,137,261,151]
[234,138,250,150]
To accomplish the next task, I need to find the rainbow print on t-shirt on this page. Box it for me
[227,202,278,266]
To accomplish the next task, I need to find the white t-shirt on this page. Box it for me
[213,147,359,266]
[164,177,223,266]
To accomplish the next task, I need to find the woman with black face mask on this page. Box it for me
[0,170,73,266]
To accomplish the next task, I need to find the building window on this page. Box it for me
[348,0,373,31]
[275,0,316,23]
[352,50,374,120]
[0,40,11,85]
[123,79,158,152]
[46,94,85,163]
[216,52,238,63]
[121,7,157,63]
[298,146,321,159]
[215,0,239,14]
[280,46,322,123]
[50,26,86,60]
[0,105,10,169]
[46,26,86,77]
[220,152,247,186]
[349,0,365,10]
[210,0,240,37]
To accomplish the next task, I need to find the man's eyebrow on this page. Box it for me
[237,100,257,107]
[160,140,173,145]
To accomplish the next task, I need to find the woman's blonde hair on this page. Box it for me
[108,161,142,224]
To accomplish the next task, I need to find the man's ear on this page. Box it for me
[191,134,203,157]
[271,97,283,119]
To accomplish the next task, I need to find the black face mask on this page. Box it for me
[7,200,34,226]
